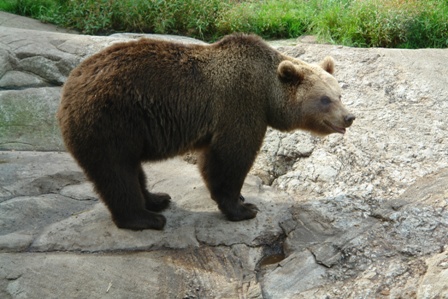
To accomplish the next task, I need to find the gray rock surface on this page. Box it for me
[261,168,448,298]
[1,153,447,298]
[0,11,78,33]
[1,20,447,298]
[0,151,287,298]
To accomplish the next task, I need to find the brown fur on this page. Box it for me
[57,34,355,230]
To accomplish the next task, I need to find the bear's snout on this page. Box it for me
[344,114,356,127]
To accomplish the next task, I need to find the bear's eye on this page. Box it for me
[320,96,332,105]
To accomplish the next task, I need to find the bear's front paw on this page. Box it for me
[224,202,258,222]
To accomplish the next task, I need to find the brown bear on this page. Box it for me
[58,34,355,230]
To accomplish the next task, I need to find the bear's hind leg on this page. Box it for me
[86,162,166,230]
[138,166,171,212]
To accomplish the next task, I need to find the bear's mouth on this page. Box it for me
[324,121,346,134]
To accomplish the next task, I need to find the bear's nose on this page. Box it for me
[344,114,356,126]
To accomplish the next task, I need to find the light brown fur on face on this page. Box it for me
[57,33,354,230]
[268,55,355,135]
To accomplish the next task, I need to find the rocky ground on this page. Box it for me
[0,18,447,299]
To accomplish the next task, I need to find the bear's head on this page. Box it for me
[276,56,355,135]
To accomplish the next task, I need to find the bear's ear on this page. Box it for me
[277,61,304,83]
[320,56,335,74]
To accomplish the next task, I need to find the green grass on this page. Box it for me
[1,0,447,48]
[217,0,314,39]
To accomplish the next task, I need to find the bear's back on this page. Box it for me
[58,35,283,160]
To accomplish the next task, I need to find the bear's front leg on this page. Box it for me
[199,145,259,221]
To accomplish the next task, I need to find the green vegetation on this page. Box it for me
[2,0,447,48]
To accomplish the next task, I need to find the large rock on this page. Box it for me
[261,168,448,298]
[1,24,448,298]
[0,151,289,298]
[1,153,447,298]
